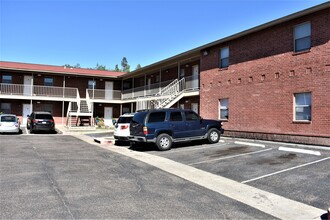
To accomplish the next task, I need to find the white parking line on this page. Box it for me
[234,141,265,148]
[157,143,230,154]
[241,156,330,184]
[103,145,324,219]
[188,148,273,166]
[25,127,28,134]
[279,146,321,156]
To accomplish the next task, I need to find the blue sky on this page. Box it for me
[0,0,328,71]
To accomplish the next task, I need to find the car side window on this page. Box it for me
[148,112,166,123]
[185,111,200,121]
[170,112,183,122]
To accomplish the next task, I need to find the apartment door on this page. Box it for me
[22,104,31,125]
[24,75,33,96]
[192,65,199,89]
[191,103,199,114]
[104,107,113,127]
[105,81,114,100]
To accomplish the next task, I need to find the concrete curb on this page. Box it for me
[94,137,115,145]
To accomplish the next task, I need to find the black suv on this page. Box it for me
[27,111,55,133]
[129,108,224,150]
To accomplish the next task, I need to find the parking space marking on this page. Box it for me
[103,145,324,219]
[279,146,321,156]
[234,141,265,148]
[241,156,330,184]
[188,148,273,166]
[158,143,230,154]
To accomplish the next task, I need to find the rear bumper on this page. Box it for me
[0,127,20,133]
[129,136,155,143]
[33,124,55,131]
[114,135,130,141]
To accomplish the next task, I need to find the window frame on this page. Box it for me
[219,47,229,68]
[88,80,96,90]
[294,92,312,122]
[0,103,11,114]
[294,22,311,53]
[2,75,12,84]
[219,98,229,120]
[44,77,54,86]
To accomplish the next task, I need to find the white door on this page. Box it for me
[104,107,113,127]
[24,75,33,96]
[22,104,31,125]
[192,65,199,89]
[105,81,114,100]
[191,103,199,114]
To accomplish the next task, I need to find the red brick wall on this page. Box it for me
[200,9,330,140]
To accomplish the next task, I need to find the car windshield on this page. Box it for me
[35,114,53,119]
[117,116,133,123]
[0,116,16,122]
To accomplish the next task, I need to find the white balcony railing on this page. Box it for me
[86,89,122,100]
[0,83,78,98]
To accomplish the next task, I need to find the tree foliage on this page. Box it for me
[135,64,142,70]
[95,63,107,70]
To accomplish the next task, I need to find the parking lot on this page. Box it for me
[124,138,330,211]
[1,131,329,219]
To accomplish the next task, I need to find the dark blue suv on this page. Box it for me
[129,108,224,150]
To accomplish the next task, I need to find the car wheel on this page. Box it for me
[30,126,34,134]
[207,128,220,144]
[156,133,172,151]
[129,141,137,149]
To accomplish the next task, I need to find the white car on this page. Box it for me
[114,113,135,142]
[0,114,20,134]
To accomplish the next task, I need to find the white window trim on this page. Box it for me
[219,98,229,120]
[294,92,311,122]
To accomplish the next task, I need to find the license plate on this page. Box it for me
[42,121,47,124]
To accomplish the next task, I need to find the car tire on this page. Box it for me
[30,126,34,134]
[207,128,220,144]
[129,141,137,149]
[156,133,172,151]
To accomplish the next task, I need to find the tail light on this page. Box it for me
[50,120,54,123]
[143,126,148,135]
[32,119,37,123]
[15,123,19,127]
[121,125,129,129]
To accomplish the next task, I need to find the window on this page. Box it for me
[185,111,199,121]
[44,77,53,86]
[294,22,311,52]
[219,47,229,68]
[219,98,229,120]
[43,104,53,114]
[0,103,11,114]
[2,75,12,84]
[170,112,183,122]
[148,112,166,123]
[88,80,96,89]
[294,92,311,121]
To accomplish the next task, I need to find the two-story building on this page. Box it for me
[1,2,329,145]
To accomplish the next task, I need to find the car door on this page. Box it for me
[183,110,206,137]
[168,111,185,139]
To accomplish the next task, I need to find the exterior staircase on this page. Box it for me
[66,98,95,129]
[136,78,186,110]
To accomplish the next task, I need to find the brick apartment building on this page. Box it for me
[1,2,329,145]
